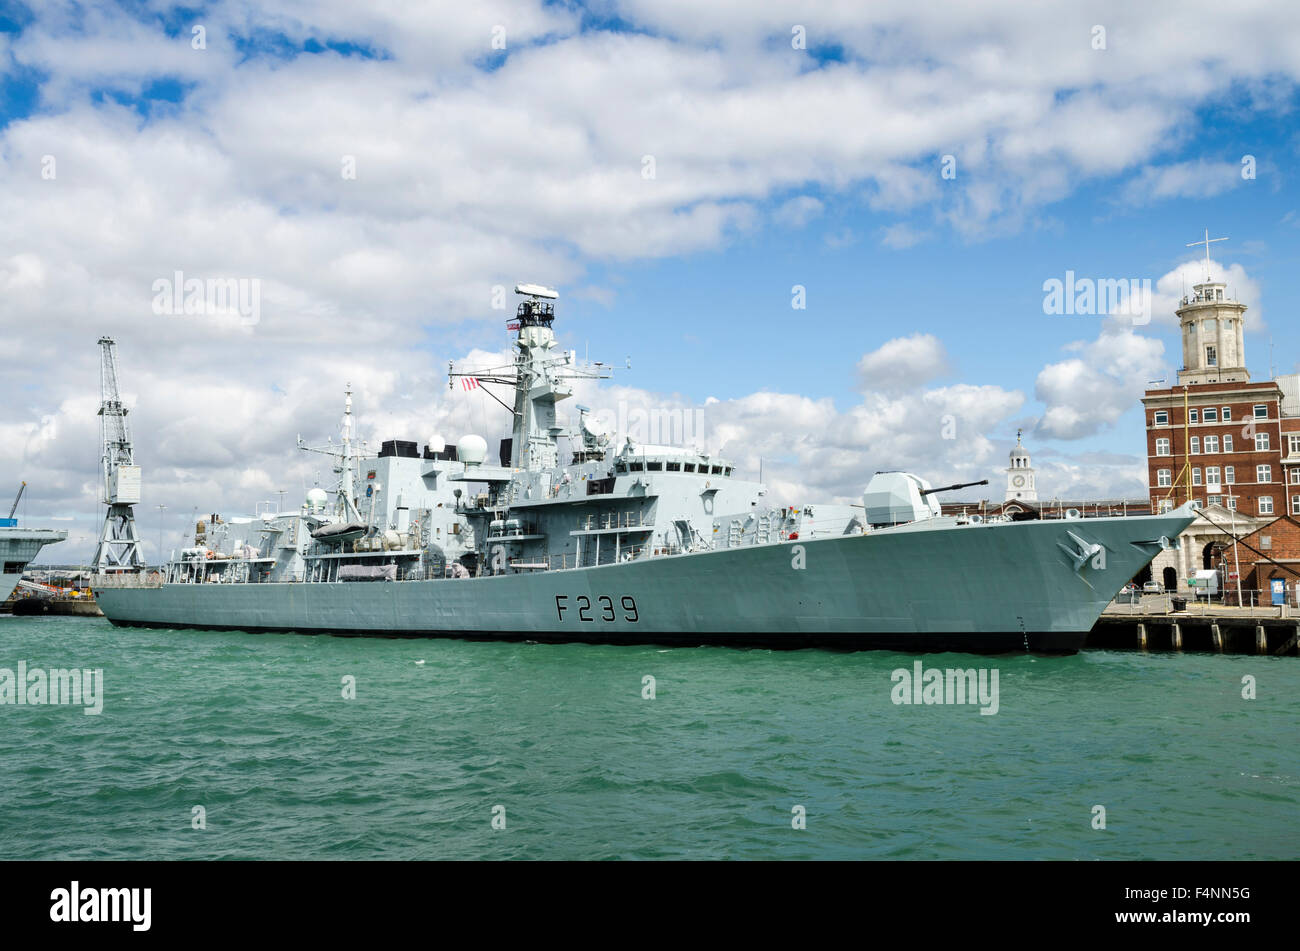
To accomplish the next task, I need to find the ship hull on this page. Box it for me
[95,511,1192,654]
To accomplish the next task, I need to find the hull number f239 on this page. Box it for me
[555,595,638,623]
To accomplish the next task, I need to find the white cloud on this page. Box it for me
[878,223,929,249]
[773,196,824,228]
[857,333,949,393]
[1034,323,1168,440]
[1120,159,1244,205]
[1149,257,1263,329]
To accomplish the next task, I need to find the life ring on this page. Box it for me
[204,550,214,560]
[788,531,799,540]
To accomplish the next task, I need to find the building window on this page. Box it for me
[1207,495,1221,506]
[1293,495,1300,515]
[1291,469,1300,485]
[1290,434,1300,455]
[1259,496,1274,515]
[1206,346,1217,367]
[1222,407,1232,421]
[1189,409,1199,423]
[1257,465,1272,483]
[1156,499,1173,513]
[1204,435,1219,453]
[1155,438,1171,456]
[1225,466,1235,484]
[1206,466,1221,486]
[1256,433,1270,451]
[1254,404,1268,419]
[1203,408,1218,422]
[1190,436,1200,454]
[1192,467,1202,486]
[1227,498,1237,511]
[1224,434,1234,452]
[1157,469,1172,487]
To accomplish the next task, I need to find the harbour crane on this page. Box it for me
[92,336,146,571]
[7,481,24,520]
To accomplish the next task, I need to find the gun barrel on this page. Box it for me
[919,479,989,497]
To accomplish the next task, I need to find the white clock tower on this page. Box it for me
[1005,429,1037,502]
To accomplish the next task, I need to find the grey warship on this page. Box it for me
[95,284,1196,652]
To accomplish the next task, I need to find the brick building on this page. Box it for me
[1140,278,1300,519]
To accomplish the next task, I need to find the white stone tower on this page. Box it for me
[1177,231,1248,386]
[1005,429,1037,502]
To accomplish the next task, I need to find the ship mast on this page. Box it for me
[297,385,365,522]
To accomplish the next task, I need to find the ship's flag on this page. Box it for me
[461,377,479,391]
[506,322,520,331]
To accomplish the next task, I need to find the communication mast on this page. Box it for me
[92,336,145,570]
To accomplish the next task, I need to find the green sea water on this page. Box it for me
[1,615,1296,860]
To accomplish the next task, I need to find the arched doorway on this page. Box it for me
[1202,542,1222,571]
[1162,566,1178,591]
[1132,563,1153,586]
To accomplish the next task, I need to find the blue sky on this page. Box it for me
[3,0,1300,558]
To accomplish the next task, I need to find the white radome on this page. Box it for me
[458,434,488,465]
[426,434,445,453]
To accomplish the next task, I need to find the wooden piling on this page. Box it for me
[1170,622,1182,651]
[1210,622,1223,652]
[1137,623,1147,650]
[1256,625,1268,655]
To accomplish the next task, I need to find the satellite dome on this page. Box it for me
[426,434,445,453]
[306,487,328,508]
[458,434,488,466]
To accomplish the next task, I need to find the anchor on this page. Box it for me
[1058,530,1106,573]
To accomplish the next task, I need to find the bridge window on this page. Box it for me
[666,462,681,472]
[711,465,723,475]
[647,462,663,471]
[629,462,643,472]
[684,463,695,472]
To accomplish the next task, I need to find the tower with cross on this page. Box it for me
[1176,230,1248,386]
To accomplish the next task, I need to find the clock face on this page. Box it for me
[1013,475,1026,487]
